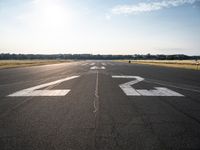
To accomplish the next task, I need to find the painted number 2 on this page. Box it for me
[8,76,80,97]
[112,76,184,97]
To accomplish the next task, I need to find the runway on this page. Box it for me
[0,60,200,150]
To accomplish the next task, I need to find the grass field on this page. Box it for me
[117,60,200,70]
[0,60,71,69]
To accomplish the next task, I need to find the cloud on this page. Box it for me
[111,0,199,15]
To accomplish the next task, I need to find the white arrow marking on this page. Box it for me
[112,76,184,97]
[90,66,105,70]
[8,76,80,97]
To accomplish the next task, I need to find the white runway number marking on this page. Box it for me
[112,76,184,97]
[8,76,80,97]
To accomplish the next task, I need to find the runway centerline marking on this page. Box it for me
[112,76,184,97]
[8,76,80,97]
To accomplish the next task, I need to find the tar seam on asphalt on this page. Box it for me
[93,70,99,113]
[93,70,100,150]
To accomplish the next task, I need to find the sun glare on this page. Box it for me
[42,4,67,29]
[31,0,72,32]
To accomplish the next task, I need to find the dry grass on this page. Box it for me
[116,60,200,70]
[0,60,71,69]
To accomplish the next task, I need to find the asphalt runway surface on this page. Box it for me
[0,61,200,150]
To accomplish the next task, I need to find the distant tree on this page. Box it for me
[0,53,199,60]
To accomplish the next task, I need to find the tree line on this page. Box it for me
[0,53,199,60]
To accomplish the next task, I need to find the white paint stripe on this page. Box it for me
[136,88,184,97]
[22,76,79,91]
[119,85,140,96]
[90,66,97,70]
[13,90,71,96]
[101,63,106,66]
[112,76,143,79]
[8,76,79,97]
[118,76,143,96]
[90,63,95,66]
[90,66,106,70]
[137,90,155,96]
[155,87,184,96]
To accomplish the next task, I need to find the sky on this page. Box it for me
[0,0,200,55]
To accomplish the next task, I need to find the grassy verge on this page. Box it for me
[0,60,71,69]
[116,60,200,70]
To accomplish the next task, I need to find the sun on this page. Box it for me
[42,4,66,29]
[34,0,72,31]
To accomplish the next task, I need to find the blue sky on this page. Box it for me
[0,0,200,55]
